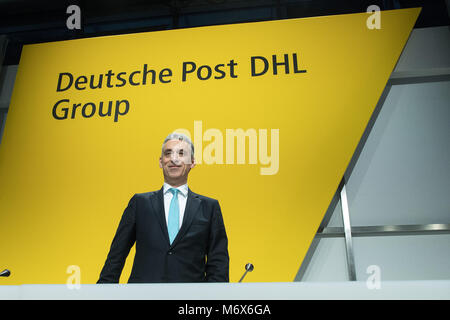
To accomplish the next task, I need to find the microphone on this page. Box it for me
[0,269,11,277]
[238,263,254,283]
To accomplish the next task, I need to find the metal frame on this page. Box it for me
[340,181,356,281]
[317,224,450,238]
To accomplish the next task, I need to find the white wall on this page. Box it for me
[299,26,450,282]
[347,81,450,227]
[0,65,17,145]
[353,234,450,281]
[0,64,17,110]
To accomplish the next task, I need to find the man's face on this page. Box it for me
[159,139,195,186]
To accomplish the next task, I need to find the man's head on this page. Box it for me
[159,132,195,187]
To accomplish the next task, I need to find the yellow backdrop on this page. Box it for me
[0,8,419,284]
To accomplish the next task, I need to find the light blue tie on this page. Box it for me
[167,188,180,244]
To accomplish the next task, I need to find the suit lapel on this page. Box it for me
[149,187,170,245]
[170,188,201,248]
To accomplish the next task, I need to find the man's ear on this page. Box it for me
[190,157,196,169]
[159,157,163,168]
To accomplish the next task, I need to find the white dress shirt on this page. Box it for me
[163,182,188,228]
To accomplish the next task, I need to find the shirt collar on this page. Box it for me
[163,182,188,197]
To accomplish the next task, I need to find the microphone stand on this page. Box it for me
[238,263,254,283]
[0,269,11,277]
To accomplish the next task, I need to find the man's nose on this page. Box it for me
[170,153,180,163]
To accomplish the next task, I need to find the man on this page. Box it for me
[97,132,229,283]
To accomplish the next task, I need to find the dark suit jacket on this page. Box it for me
[97,188,229,283]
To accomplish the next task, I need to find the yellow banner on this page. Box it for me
[0,8,419,284]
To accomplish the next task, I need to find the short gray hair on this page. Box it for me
[161,132,195,157]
